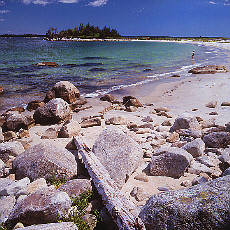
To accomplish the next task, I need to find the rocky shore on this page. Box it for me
[0,64,230,230]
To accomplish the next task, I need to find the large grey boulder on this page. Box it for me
[58,120,81,138]
[58,179,92,198]
[182,138,205,158]
[44,81,80,104]
[16,222,78,230]
[33,98,71,125]
[0,141,25,163]
[170,114,201,132]
[7,187,71,226]
[139,175,230,230]
[13,143,78,181]
[203,132,230,148]
[150,147,193,178]
[92,126,143,188]
[0,196,16,223]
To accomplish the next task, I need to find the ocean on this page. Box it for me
[0,37,227,110]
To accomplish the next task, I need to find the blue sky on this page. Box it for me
[0,0,230,36]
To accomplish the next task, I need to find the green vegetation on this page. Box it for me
[46,175,70,189]
[0,222,7,230]
[46,23,121,40]
[59,190,101,230]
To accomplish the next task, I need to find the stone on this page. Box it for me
[41,127,58,139]
[8,187,71,226]
[100,94,115,103]
[226,122,230,132]
[18,129,30,139]
[82,214,97,230]
[125,106,137,112]
[135,128,151,134]
[122,96,143,108]
[166,132,180,143]
[58,120,81,138]
[192,175,210,185]
[218,148,230,171]
[180,180,191,187]
[188,161,213,175]
[196,156,216,167]
[3,113,33,132]
[200,119,216,129]
[156,126,169,132]
[221,101,230,106]
[0,142,25,163]
[222,167,230,176]
[105,116,127,125]
[0,196,16,223]
[209,111,218,115]
[27,100,45,112]
[0,159,5,177]
[81,117,101,128]
[176,129,202,138]
[44,81,80,104]
[35,62,58,67]
[0,86,4,94]
[161,120,172,126]
[182,138,205,158]
[70,97,88,111]
[0,128,4,143]
[3,131,17,142]
[157,111,173,118]
[92,126,143,188]
[13,222,24,229]
[0,177,30,196]
[0,178,14,192]
[205,101,217,108]
[203,132,230,148]
[33,98,71,125]
[139,176,230,230]
[130,187,150,202]
[12,143,78,181]
[171,74,180,78]
[170,114,201,132]
[16,222,78,230]
[142,116,153,123]
[150,147,193,178]
[188,65,228,74]
[58,179,92,198]
[155,107,170,113]
[25,178,48,194]
[134,173,149,182]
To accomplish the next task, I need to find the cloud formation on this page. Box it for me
[0,9,9,13]
[88,0,108,7]
[209,0,230,5]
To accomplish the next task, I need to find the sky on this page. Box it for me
[0,0,230,37]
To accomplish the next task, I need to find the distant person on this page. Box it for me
[192,50,195,60]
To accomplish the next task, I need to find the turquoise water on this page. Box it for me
[0,37,226,99]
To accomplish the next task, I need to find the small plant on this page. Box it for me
[46,175,69,189]
[0,222,7,230]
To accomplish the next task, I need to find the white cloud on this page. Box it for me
[88,0,108,7]
[22,0,52,5]
[58,0,80,3]
[0,10,10,14]
[209,1,217,4]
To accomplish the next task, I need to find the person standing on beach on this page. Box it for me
[192,50,195,60]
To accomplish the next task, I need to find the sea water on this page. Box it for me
[0,37,227,108]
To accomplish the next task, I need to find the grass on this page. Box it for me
[46,175,70,189]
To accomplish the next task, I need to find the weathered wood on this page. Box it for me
[74,137,146,230]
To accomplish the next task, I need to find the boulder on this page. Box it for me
[25,178,48,194]
[182,138,205,158]
[0,86,4,95]
[3,131,17,142]
[41,127,58,139]
[0,128,4,143]
[188,65,228,74]
[205,101,217,108]
[170,114,201,132]
[7,187,71,226]
[196,156,216,167]
[122,96,143,108]
[58,179,92,198]
[105,116,127,125]
[3,113,33,132]
[222,167,230,176]
[0,196,16,223]
[33,98,71,125]
[139,176,230,230]
[35,62,58,67]
[16,222,78,230]
[188,161,213,175]
[58,120,81,138]
[221,101,230,106]
[92,126,143,188]
[203,132,230,148]
[0,141,25,163]
[0,159,5,177]
[81,117,101,128]
[12,143,78,181]
[150,147,193,178]
[27,100,45,111]
[44,81,80,104]
[219,148,230,171]
[100,94,115,103]
[176,129,202,138]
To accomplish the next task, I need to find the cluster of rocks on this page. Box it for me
[0,80,230,229]
[188,65,228,74]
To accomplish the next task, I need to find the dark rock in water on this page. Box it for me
[92,126,143,188]
[15,222,78,230]
[203,132,230,148]
[89,67,106,72]
[77,62,103,67]
[143,68,152,72]
[44,81,80,104]
[33,98,71,125]
[171,74,180,78]
[139,175,230,230]
[27,100,45,111]
[123,96,143,108]
[34,62,59,67]
[7,187,71,226]
[12,143,78,181]
[188,65,228,74]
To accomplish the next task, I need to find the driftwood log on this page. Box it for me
[74,137,146,230]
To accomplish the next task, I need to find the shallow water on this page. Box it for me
[0,37,227,110]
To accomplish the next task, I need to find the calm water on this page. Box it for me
[0,37,227,100]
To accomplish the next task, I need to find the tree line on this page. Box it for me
[46,23,121,40]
